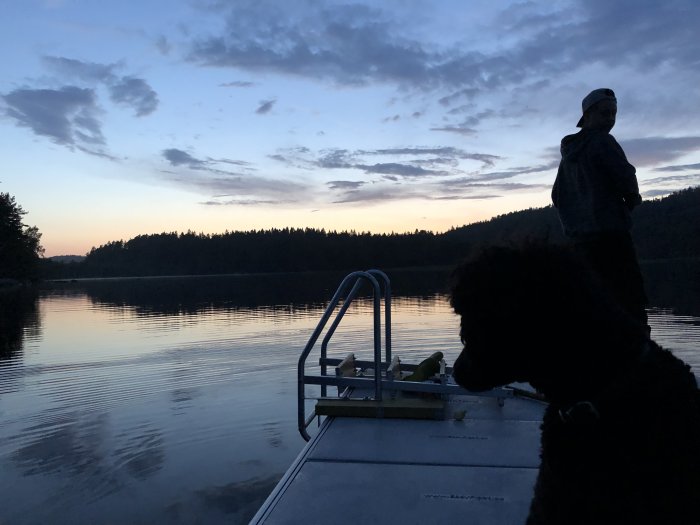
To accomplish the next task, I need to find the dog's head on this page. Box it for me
[450,244,646,395]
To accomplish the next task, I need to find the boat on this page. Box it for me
[250,270,547,524]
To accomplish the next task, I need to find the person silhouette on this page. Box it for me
[552,88,649,329]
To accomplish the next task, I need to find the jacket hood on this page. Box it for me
[560,129,595,161]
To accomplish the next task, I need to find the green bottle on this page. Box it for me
[403,352,444,382]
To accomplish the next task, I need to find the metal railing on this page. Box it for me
[297,269,545,441]
[298,270,390,441]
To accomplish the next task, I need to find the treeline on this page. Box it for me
[43,229,459,277]
[42,186,700,278]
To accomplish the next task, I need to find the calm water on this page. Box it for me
[1,267,699,524]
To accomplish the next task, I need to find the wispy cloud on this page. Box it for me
[653,162,700,173]
[219,80,255,88]
[43,55,116,83]
[201,198,290,206]
[327,180,365,190]
[642,174,700,186]
[355,163,448,179]
[472,161,560,181]
[255,99,276,114]
[161,148,307,201]
[271,146,500,181]
[620,136,700,167]
[155,35,172,56]
[332,184,421,204]
[162,148,254,173]
[430,125,478,136]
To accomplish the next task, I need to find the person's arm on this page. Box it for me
[551,163,562,208]
[623,192,642,210]
[593,134,641,206]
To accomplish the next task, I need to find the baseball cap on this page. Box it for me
[576,88,617,127]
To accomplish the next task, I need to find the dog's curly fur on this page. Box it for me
[450,244,700,525]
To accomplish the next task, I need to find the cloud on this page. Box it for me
[201,198,290,206]
[438,178,552,194]
[327,180,365,190]
[215,158,254,168]
[430,126,478,136]
[44,57,159,117]
[161,148,308,199]
[43,56,116,83]
[255,99,276,114]
[641,174,700,186]
[332,184,419,204]
[361,147,500,167]
[109,76,159,116]
[642,189,677,198]
[473,161,559,181]
[155,35,172,55]
[653,162,700,173]
[263,141,557,205]
[328,175,551,205]
[188,2,437,88]
[181,3,510,91]
[3,86,105,147]
[272,145,500,178]
[432,194,502,201]
[163,148,207,168]
[183,0,700,135]
[317,149,354,169]
[4,56,159,154]
[181,174,306,199]
[163,148,253,171]
[620,137,700,167]
[355,162,448,179]
[219,80,255,88]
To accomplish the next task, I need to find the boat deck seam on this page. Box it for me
[305,457,540,469]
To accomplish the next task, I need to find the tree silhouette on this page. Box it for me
[0,193,44,281]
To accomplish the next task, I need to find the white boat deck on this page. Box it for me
[251,393,546,524]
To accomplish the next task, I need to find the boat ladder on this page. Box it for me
[297,269,539,441]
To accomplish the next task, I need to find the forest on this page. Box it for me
[41,186,700,279]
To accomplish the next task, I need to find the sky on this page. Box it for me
[2,0,700,257]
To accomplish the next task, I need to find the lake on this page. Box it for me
[1,265,699,524]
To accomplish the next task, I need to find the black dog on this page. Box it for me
[450,245,700,525]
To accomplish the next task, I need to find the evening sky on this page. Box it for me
[2,0,699,256]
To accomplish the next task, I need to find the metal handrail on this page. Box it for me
[298,270,391,441]
[319,270,391,396]
[296,269,548,441]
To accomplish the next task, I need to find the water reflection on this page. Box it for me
[0,286,40,361]
[642,259,700,316]
[164,476,281,524]
[0,266,698,524]
[45,268,453,318]
[12,413,109,478]
[40,262,700,320]
[113,424,165,481]
[11,412,164,488]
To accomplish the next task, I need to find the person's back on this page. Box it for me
[553,127,639,239]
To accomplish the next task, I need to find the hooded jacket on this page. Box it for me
[552,129,640,239]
